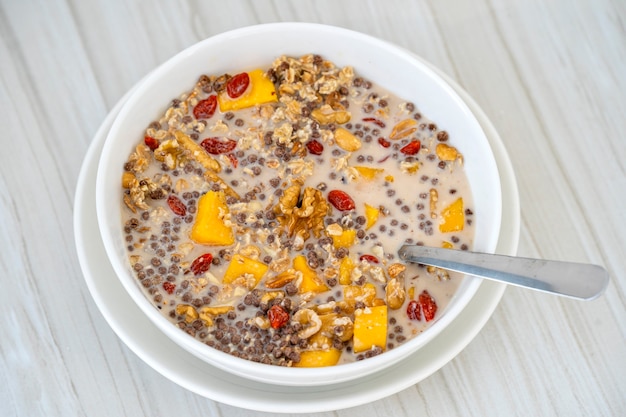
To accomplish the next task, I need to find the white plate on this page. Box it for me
[73,64,519,413]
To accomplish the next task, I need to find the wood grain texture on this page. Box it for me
[1,0,624,416]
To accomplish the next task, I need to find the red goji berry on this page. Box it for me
[406,299,421,321]
[400,140,421,155]
[226,72,250,99]
[144,136,160,151]
[190,253,213,276]
[227,153,238,168]
[328,190,356,211]
[419,290,438,322]
[378,137,391,148]
[268,304,289,329]
[167,195,187,216]
[163,282,176,294]
[201,137,237,155]
[359,254,379,263]
[193,95,218,119]
[362,117,386,128]
[306,140,324,155]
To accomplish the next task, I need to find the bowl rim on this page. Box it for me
[96,22,502,386]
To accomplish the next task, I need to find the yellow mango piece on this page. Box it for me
[339,256,355,285]
[222,254,268,287]
[354,166,384,180]
[364,203,380,230]
[191,191,235,245]
[439,197,465,233]
[384,175,394,183]
[442,241,454,249]
[344,283,377,308]
[293,349,341,367]
[218,69,277,111]
[294,255,329,294]
[331,228,356,248]
[353,305,387,353]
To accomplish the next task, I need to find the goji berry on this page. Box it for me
[144,136,160,151]
[328,190,356,211]
[226,72,250,99]
[193,95,218,119]
[378,137,391,148]
[362,117,386,128]
[201,137,237,155]
[167,195,187,216]
[419,290,438,322]
[306,140,324,155]
[268,304,289,329]
[406,300,421,321]
[359,254,379,263]
[190,253,213,276]
[163,282,176,295]
[400,140,421,155]
[227,153,238,168]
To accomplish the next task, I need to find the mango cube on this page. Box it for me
[218,69,277,111]
[331,228,356,248]
[439,197,465,233]
[339,256,355,285]
[364,203,379,230]
[222,254,268,287]
[294,255,329,294]
[293,349,341,367]
[353,305,387,353]
[191,191,235,246]
[354,166,384,180]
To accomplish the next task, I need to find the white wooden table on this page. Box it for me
[1,0,624,415]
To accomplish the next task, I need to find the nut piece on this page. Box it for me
[293,308,322,339]
[334,128,362,152]
[198,305,235,326]
[176,304,199,323]
[265,269,298,288]
[429,188,438,220]
[385,277,406,310]
[122,171,136,189]
[389,119,417,140]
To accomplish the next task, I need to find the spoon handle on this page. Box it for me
[398,245,609,300]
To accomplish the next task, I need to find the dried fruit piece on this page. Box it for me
[364,203,380,230]
[201,137,237,155]
[193,95,218,119]
[144,136,160,151]
[354,166,384,180]
[163,282,176,295]
[334,128,361,152]
[306,140,324,155]
[226,72,250,98]
[222,254,269,288]
[294,349,341,367]
[419,290,438,321]
[389,119,418,140]
[362,117,386,128]
[167,195,187,216]
[190,253,213,276]
[218,69,277,111]
[190,191,235,245]
[400,140,421,155]
[328,190,355,211]
[267,304,289,329]
[339,256,355,285]
[406,299,421,321]
[359,254,379,264]
[294,255,329,294]
[378,137,391,148]
[439,197,464,233]
[330,228,356,249]
[174,131,221,173]
[353,305,387,353]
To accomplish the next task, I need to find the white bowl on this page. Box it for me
[96,22,502,387]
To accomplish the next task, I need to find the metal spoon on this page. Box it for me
[398,245,609,300]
